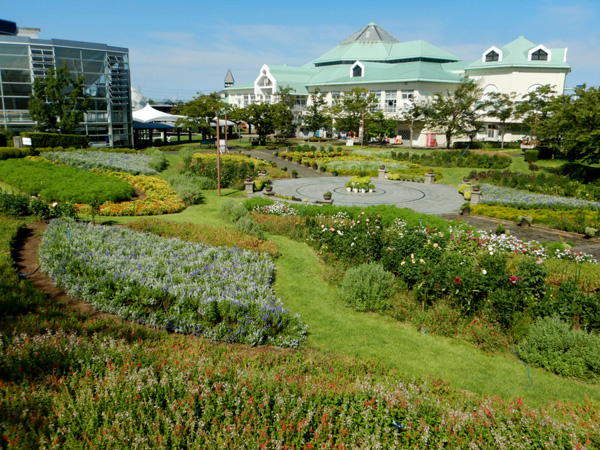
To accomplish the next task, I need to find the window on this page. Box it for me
[352,65,362,77]
[384,90,397,113]
[485,50,499,62]
[531,49,548,61]
[371,90,381,110]
[401,90,414,100]
[487,125,498,139]
[331,91,340,105]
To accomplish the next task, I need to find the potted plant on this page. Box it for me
[291,169,298,179]
[323,191,332,201]
[331,170,338,177]
[518,215,533,227]
[585,227,599,239]
[460,203,470,215]
[320,165,327,173]
[312,163,318,170]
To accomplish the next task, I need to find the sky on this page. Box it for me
[4,0,600,101]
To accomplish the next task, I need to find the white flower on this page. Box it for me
[482,269,487,275]
[52,202,58,207]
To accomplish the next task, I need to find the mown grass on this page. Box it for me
[269,234,600,406]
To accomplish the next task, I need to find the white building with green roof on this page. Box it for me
[225,23,570,147]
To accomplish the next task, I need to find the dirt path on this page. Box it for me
[12,222,108,318]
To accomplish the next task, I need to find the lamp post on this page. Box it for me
[216,112,221,197]
[224,106,229,154]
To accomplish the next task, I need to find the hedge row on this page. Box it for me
[0,147,38,160]
[21,132,89,149]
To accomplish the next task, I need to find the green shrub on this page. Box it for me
[220,199,250,223]
[234,215,265,240]
[339,262,396,312]
[0,190,78,220]
[516,316,600,381]
[145,148,168,171]
[0,147,38,160]
[524,150,539,162]
[167,174,205,205]
[21,132,89,149]
[0,191,30,216]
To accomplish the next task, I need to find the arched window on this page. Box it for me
[485,50,499,62]
[531,49,548,61]
[352,65,362,77]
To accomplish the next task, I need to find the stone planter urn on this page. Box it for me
[424,169,435,184]
[244,178,254,194]
[470,185,482,205]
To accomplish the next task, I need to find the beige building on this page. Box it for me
[225,23,570,147]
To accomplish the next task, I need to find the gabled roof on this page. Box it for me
[466,36,570,70]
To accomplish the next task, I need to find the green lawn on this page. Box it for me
[270,234,599,406]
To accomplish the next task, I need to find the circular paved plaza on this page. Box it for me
[268,177,465,215]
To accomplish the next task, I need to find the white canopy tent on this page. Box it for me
[132,104,183,124]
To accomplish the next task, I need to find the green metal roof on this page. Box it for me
[311,23,459,66]
[305,61,462,86]
[465,36,570,70]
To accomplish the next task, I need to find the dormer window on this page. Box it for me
[481,46,503,63]
[528,45,551,62]
[485,50,499,62]
[531,49,548,61]
[350,61,365,78]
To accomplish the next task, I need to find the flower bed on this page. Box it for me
[391,149,511,169]
[126,219,281,258]
[471,203,600,235]
[78,172,186,216]
[188,153,266,187]
[471,169,600,202]
[39,219,306,347]
[0,157,134,204]
[480,184,600,210]
[41,150,158,175]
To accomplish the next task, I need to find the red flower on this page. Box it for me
[454,277,461,284]
[510,275,518,284]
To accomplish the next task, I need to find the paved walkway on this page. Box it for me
[247,148,600,258]
[266,177,465,215]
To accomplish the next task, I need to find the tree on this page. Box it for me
[176,93,226,140]
[366,111,397,140]
[539,85,600,163]
[273,85,296,136]
[485,92,518,148]
[515,84,557,139]
[235,102,286,145]
[424,77,485,149]
[28,65,91,134]
[399,100,427,149]
[328,87,378,141]
[303,88,329,136]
